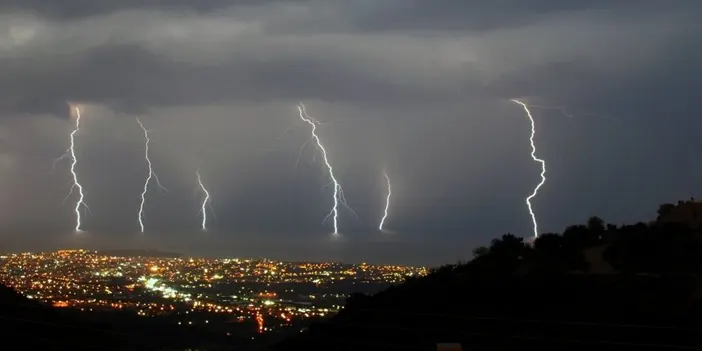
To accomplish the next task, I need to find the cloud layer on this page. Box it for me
[0,1,699,265]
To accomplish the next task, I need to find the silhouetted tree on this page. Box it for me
[484,234,528,274]
[562,224,594,247]
[657,203,676,220]
[587,216,606,238]
[472,246,489,258]
[533,233,563,251]
[490,234,524,252]
[530,233,588,273]
[462,203,702,276]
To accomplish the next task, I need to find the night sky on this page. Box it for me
[0,1,699,266]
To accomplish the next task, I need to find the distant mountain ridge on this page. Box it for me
[97,249,183,258]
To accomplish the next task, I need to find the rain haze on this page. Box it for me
[0,1,699,266]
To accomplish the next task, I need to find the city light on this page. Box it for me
[0,250,427,332]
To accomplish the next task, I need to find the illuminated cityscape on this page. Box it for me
[0,249,426,334]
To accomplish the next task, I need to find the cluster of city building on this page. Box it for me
[0,249,426,333]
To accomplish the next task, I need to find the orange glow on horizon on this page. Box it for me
[53,301,69,308]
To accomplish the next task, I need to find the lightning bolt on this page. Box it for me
[511,99,547,239]
[297,103,355,235]
[294,137,312,172]
[526,104,576,119]
[62,107,89,232]
[379,169,392,232]
[196,168,211,231]
[51,149,70,174]
[136,117,167,233]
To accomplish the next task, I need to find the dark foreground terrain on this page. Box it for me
[4,273,700,350]
[0,284,255,350]
[272,274,702,350]
[273,208,702,350]
[5,203,702,350]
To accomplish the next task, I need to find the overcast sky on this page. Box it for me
[0,1,699,266]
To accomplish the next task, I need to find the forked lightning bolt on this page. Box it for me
[379,169,392,232]
[526,104,576,119]
[511,99,547,239]
[136,117,167,233]
[196,168,212,231]
[58,107,89,232]
[297,103,355,235]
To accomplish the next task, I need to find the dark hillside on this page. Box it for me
[0,284,244,350]
[273,209,702,350]
[273,275,702,350]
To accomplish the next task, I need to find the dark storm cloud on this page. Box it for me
[387,1,700,30]
[0,43,453,116]
[0,1,697,116]
[352,0,614,32]
[0,0,650,24]
[0,0,272,19]
[0,1,700,265]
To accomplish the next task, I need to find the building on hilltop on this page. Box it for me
[656,198,702,230]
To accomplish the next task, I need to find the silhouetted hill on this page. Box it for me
[0,284,128,350]
[272,206,702,350]
[273,275,702,350]
[0,284,247,350]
